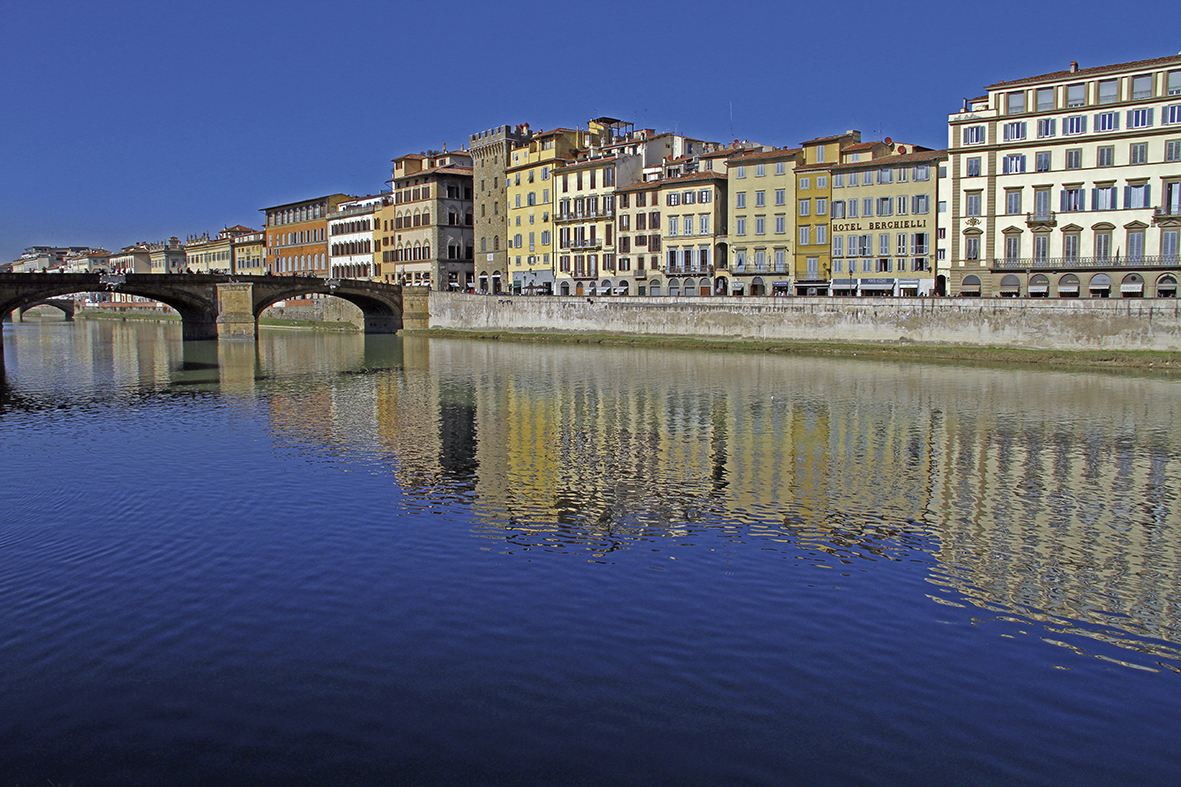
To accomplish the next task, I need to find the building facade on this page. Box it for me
[381,150,474,290]
[727,148,798,296]
[946,54,1181,298]
[148,237,186,274]
[469,124,532,292]
[262,194,353,277]
[328,195,385,280]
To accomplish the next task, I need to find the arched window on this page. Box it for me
[1157,274,1177,298]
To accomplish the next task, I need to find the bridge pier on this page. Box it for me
[216,283,257,340]
[363,314,401,334]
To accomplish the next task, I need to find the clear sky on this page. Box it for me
[2,0,1178,264]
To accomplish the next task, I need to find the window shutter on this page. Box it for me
[1060,191,1068,211]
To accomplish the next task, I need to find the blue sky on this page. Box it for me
[2,0,1178,264]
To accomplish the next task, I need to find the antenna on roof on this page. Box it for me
[729,102,735,140]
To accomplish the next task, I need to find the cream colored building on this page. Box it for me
[148,237,186,274]
[946,53,1181,298]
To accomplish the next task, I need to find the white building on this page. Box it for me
[328,194,386,280]
[946,53,1181,298]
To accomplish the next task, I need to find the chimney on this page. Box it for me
[1070,61,1079,73]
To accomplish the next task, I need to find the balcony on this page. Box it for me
[992,256,1180,270]
[555,206,614,223]
[1154,206,1181,225]
[570,238,603,250]
[1026,211,1056,228]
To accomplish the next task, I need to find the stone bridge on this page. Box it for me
[1,297,75,322]
[0,273,406,341]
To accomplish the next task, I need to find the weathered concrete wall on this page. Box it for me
[401,289,430,330]
[426,293,1181,352]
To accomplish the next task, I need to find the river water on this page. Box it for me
[2,319,1180,786]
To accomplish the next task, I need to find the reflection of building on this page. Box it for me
[947,54,1181,298]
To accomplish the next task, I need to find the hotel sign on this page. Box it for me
[831,219,929,232]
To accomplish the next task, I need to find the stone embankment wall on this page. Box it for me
[262,298,364,329]
[426,293,1181,352]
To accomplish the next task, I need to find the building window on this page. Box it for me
[755,190,766,207]
[1061,188,1086,212]
[1126,183,1151,208]
[966,157,981,177]
[799,199,810,216]
[755,164,765,177]
[831,201,845,219]
[799,226,811,245]
[1003,121,1027,141]
[1098,79,1118,104]
[736,166,746,178]
[1036,151,1052,172]
[962,125,985,145]
[1097,146,1114,167]
[755,217,765,235]
[1095,111,1119,132]
[775,215,786,234]
[735,192,745,209]
[1037,118,1057,138]
[1130,143,1148,164]
[775,189,786,206]
[1128,108,1154,129]
[1093,185,1117,210]
[800,177,810,190]
[914,165,930,181]
[1007,91,1026,114]
[776,162,786,176]
[1006,190,1022,215]
[1002,154,1026,174]
[1036,87,1055,111]
[1064,116,1087,135]
[736,218,746,236]
[1167,140,1181,162]
[965,193,981,216]
[1066,149,1082,169]
[1004,235,1021,262]
[966,237,980,260]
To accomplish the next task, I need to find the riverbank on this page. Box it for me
[411,327,1181,372]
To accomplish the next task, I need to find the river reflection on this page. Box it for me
[3,319,1181,785]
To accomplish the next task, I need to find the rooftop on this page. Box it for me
[986,53,1181,89]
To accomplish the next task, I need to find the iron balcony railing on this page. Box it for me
[992,255,1180,270]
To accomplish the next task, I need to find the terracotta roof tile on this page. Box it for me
[986,53,1181,89]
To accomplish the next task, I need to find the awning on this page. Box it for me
[1057,285,1080,293]
[613,286,628,293]
[1027,285,1049,293]
[999,285,1020,293]
[860,280,895,290]
[831,279,857,286]
[731,283,745,291]
[598,286,611,294]
[773,281,791,287]
[1158,283,1178,291]
[1120,283,1144,293]
[898,279,920,287]
[1089,283,1111,290]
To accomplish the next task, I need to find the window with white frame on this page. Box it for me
[699,214,709,234]
[755,217,765,235]
[1007,91,1026,114]
[775,161,786,176]
[862,170,873,185]
[816,226,827,244]
[736,218,746,236]
[799,199,810,216]
[1003,121,1027,141]
[896,233,907,256]
[877,197,893,216]
[1132,74,1153,100]
[775,215,785,234]
[896,196,908,215]
[1064,115,1087,135]
[755,164,765,177]
[966,158,981,177]
[683,191,696,205]
[862,198,873,217]
[913,194,930,214]
[831,201,845,219]
[1126,183,1150,208]
[879,233,890,256]
[1037,118,1056,138]
[1006,191,1022,215]
[833,173,844,188]
[1067,83,1086,107]
[1095,111,1119,132]
[1037,87,1055,111]
[799,226,810,244]
[755,190,765,207]
[963,125,985,145]
[1061,188,1086,212]
[965,193,981,216]
[914,164,930,181]
[775,189,785,205]
[817,198,827,215]
[667,216,679,236]
[1128,108,1154,129]
[878,168,893,184]
[1168,105,1181,125]
[833,236,843,256]
[1036,151,1051,171]
[817,176,827,188]
[897,167,908,182]
[736,166,746,178]
[700,190,712,203]
[1171,70,1181,95]
[735,192,746,209]
[965,237,980,260]
[1167,140,1181,162]
[1002,154,1026,174]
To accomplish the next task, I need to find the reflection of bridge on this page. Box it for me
[0,273,405,341]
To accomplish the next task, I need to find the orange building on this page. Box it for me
[261,194,353,277]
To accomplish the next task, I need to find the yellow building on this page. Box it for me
[792,132,862,294]
[185,225,259,274]
[727,147,799,296]
[146,238,185,274]
[829,147,945,296]
[504,127,590,294]
[232,229,267,275]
